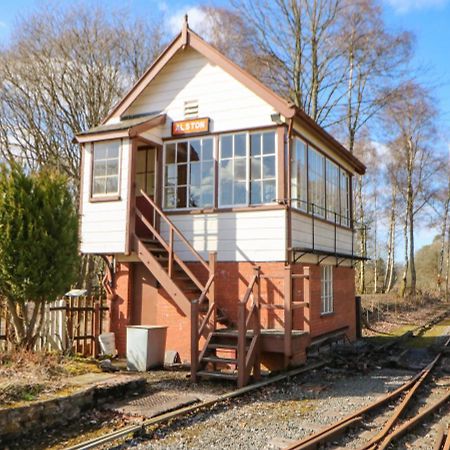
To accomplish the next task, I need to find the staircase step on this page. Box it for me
[203,356,237,364]
[146,247,167,254]
[196,370,237,381]
[212,330,254,338]
[140,238,161,245]
[207,343,238,350]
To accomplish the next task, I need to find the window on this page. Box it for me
[321,265,333,314]
[136,148,155,196]
[340,170,350,227]
[92,140,120,197]
[291,138,307,211]
[164,137,214,209]
[326,160,340,222]
[250,132,276,204]
[308,147,325,217]
[219,133,248,206]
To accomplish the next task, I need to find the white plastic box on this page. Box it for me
[126,325,168,371]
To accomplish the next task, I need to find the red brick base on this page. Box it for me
[109,261,356,363]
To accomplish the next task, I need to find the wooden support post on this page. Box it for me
[284,265,293,367]
[191,300,199,383]
[253,266,261,381]
[303,266,311,334]
[237,301,246,388]
[94,301,101,357]
[168,227,174,278]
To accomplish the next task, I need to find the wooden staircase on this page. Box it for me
[134,190,262,388]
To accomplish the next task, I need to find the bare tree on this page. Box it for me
[384,82,442,298]
[0,4,164,193]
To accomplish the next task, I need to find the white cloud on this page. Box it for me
[0,21,7,29]
[167,6,209,37]
[384,0,448,14]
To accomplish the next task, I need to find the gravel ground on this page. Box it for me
[114,367,413,450]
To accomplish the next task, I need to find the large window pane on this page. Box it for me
[308,147,325,217]
[326,160,340,222]
[92,140,120,197]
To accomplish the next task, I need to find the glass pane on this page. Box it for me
[250,133,261,156]
[165,164,177,185]
[147,149,155,170]
[136,150,147,170]
[202,185,214,207]
[107,142,119,159]
[177,186,187,208]
[177,164,187,185]
[190,140,201,162]
[136,174,145,193]
[203,138,213,160]
[164,188,176,208]
[263,156,275,178]
[190,162,201,186]
[219,179,232,205]
[93,160,106,177]
[234,158,246,181]
[221,135,232,159]
[263,132,275,154]
[177,141,188,163]
[219,159,233,180]
[234,133,246,157]
[202,161,214,180]
[189,185,201,208]
[234,182,247,204]
[106,159,118,176]
[93,177,105,195]
[263,180,276,203]
[106,176,118,194]
[166,144,176,164]
[146,174,155,195]
[94,144,107,160]
[251,157,261,180]
[250,180,261,204]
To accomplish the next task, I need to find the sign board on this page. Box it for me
[172,117,210,136]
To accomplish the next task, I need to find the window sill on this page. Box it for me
[320,311,335,317]
[163,204,285,215]
[89,195,121,203]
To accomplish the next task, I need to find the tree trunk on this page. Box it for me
[401,215,409,298]
[438,182,450,292]
[384,185,396,292]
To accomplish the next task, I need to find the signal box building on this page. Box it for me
[76,20,366,387]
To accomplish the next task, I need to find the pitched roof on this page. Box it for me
[98,19,366,175]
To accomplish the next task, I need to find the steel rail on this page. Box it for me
[66,361,327,450]
[285,323,450,450]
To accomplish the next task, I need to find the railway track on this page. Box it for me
[65,310,450,450]
[284,333,450,450]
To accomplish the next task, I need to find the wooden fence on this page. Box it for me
[0,296,108,356]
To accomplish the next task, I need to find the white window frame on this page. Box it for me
[163,136,215,210]
[291,137,308,212]
[218,130,278,208]
[91,140,121,198]
[326,159,340,223]
[308,147,326,218]
[321,265,334,315]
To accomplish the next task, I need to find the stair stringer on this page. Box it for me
[134,236,192,316]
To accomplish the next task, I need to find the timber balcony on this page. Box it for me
[133,190,311,387]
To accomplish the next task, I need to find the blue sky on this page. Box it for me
[0,0,449,252]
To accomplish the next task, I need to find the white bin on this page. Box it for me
[126,326,167,371]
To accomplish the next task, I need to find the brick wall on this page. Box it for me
[109,261,356,360]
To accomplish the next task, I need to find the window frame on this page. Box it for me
[136,147,156,197]
[163,136,215,211]
[320,265,334,315]
[90,139,122,201]
[290,136,352,229]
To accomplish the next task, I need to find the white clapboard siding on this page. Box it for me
[80,140,130,254]
[123,48,276,134]
[291,210,353,254]
[161,209,287,262]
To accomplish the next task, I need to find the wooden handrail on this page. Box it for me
[138,190,209,271]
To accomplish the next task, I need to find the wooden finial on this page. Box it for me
[184,14,189,27]
[182,14,189,47]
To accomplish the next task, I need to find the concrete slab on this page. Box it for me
[110,391,199,418]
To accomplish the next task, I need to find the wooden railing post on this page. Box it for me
[191,300,199,383]
[253,266,261,381]
[237,300,246,388]
[284,265,293,367]
[208,251,217,326]
[303,266,311,334]
[168,227,174,278]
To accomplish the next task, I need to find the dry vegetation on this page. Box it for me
[0,350,100,406]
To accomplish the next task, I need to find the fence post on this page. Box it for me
[94,301,101,357]
[355,296,362,339]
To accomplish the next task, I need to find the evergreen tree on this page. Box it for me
[0,164,78,348]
